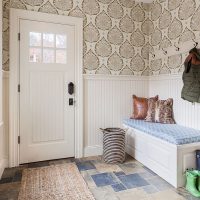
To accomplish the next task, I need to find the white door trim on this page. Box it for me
[9,9,83,167]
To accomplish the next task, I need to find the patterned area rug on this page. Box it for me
[18,163,95,200]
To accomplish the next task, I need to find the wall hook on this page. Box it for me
[162,48,167,55]
[174,44,180,51]
[193,39,198,47]
[151,53,155,58]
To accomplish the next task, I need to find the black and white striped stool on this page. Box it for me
[100,128,126,164]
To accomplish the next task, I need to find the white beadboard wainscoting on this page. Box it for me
[149,74,200,130]
[2,73,200,163]
[0,71,9,176]
[83,75,149,156]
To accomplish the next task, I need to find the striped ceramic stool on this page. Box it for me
[100,128,126,164]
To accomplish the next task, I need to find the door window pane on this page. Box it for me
[29,48,41,62]
[56,35,66,49]
[43,49,54,63]
[30,32,41,47]
[56,50,66,64]
[43,33,54,48]
[29,32,68,64]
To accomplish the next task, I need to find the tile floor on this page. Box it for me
[0,155,198,200]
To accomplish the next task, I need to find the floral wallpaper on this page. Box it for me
[2,0,151,75]
[149,0,200,75]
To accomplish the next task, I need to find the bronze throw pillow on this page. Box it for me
[154,98,176,124]
[131,95,158,120]
[145,97,158,122]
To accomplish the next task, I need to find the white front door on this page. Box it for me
[19,19,75,164]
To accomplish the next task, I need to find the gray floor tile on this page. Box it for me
[0,156,194,200]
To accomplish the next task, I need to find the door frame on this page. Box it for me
[9,8,83,167]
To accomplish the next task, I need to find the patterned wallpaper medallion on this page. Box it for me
[149,0,200,75]
[3,0,200,75]
[2,0,150,75]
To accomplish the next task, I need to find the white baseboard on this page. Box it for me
[0,158,8,178]
[84,145,103,157]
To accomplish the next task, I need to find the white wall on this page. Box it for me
[84,74,200,156]
[0,0,3,176]
[2,73,149,161]
[149,74,200,130]
[0,72,9,178]
[0,3,1,125]
[3,72,9,161]
[84,75,149,156]
[0,0,8,178]
[2,74,200,161]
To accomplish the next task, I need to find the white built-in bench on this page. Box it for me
[123,119,200,188]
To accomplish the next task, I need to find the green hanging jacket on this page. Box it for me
[181,50,200,103]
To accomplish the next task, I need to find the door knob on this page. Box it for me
[68,82,74,95]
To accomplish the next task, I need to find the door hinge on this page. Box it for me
[18,84,20,93]
[18,33,20,41]
[18,136,20,144]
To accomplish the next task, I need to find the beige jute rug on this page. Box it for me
[18,163,95,200]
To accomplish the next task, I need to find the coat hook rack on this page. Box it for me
[150,38,200,61]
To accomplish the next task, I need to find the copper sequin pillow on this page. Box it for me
[131,95,148,120]
[131,95,159,120]
[145,98,158,122]
[154,98,176,124]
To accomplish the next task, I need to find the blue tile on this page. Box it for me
[117,173,149,189]
[111,183,126,192]
[0,177,13,184]
[12,170,22,182]
[114,171,126,177]
[91,173,118,187]
[76,161,96,171]
[111,183,127,192]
